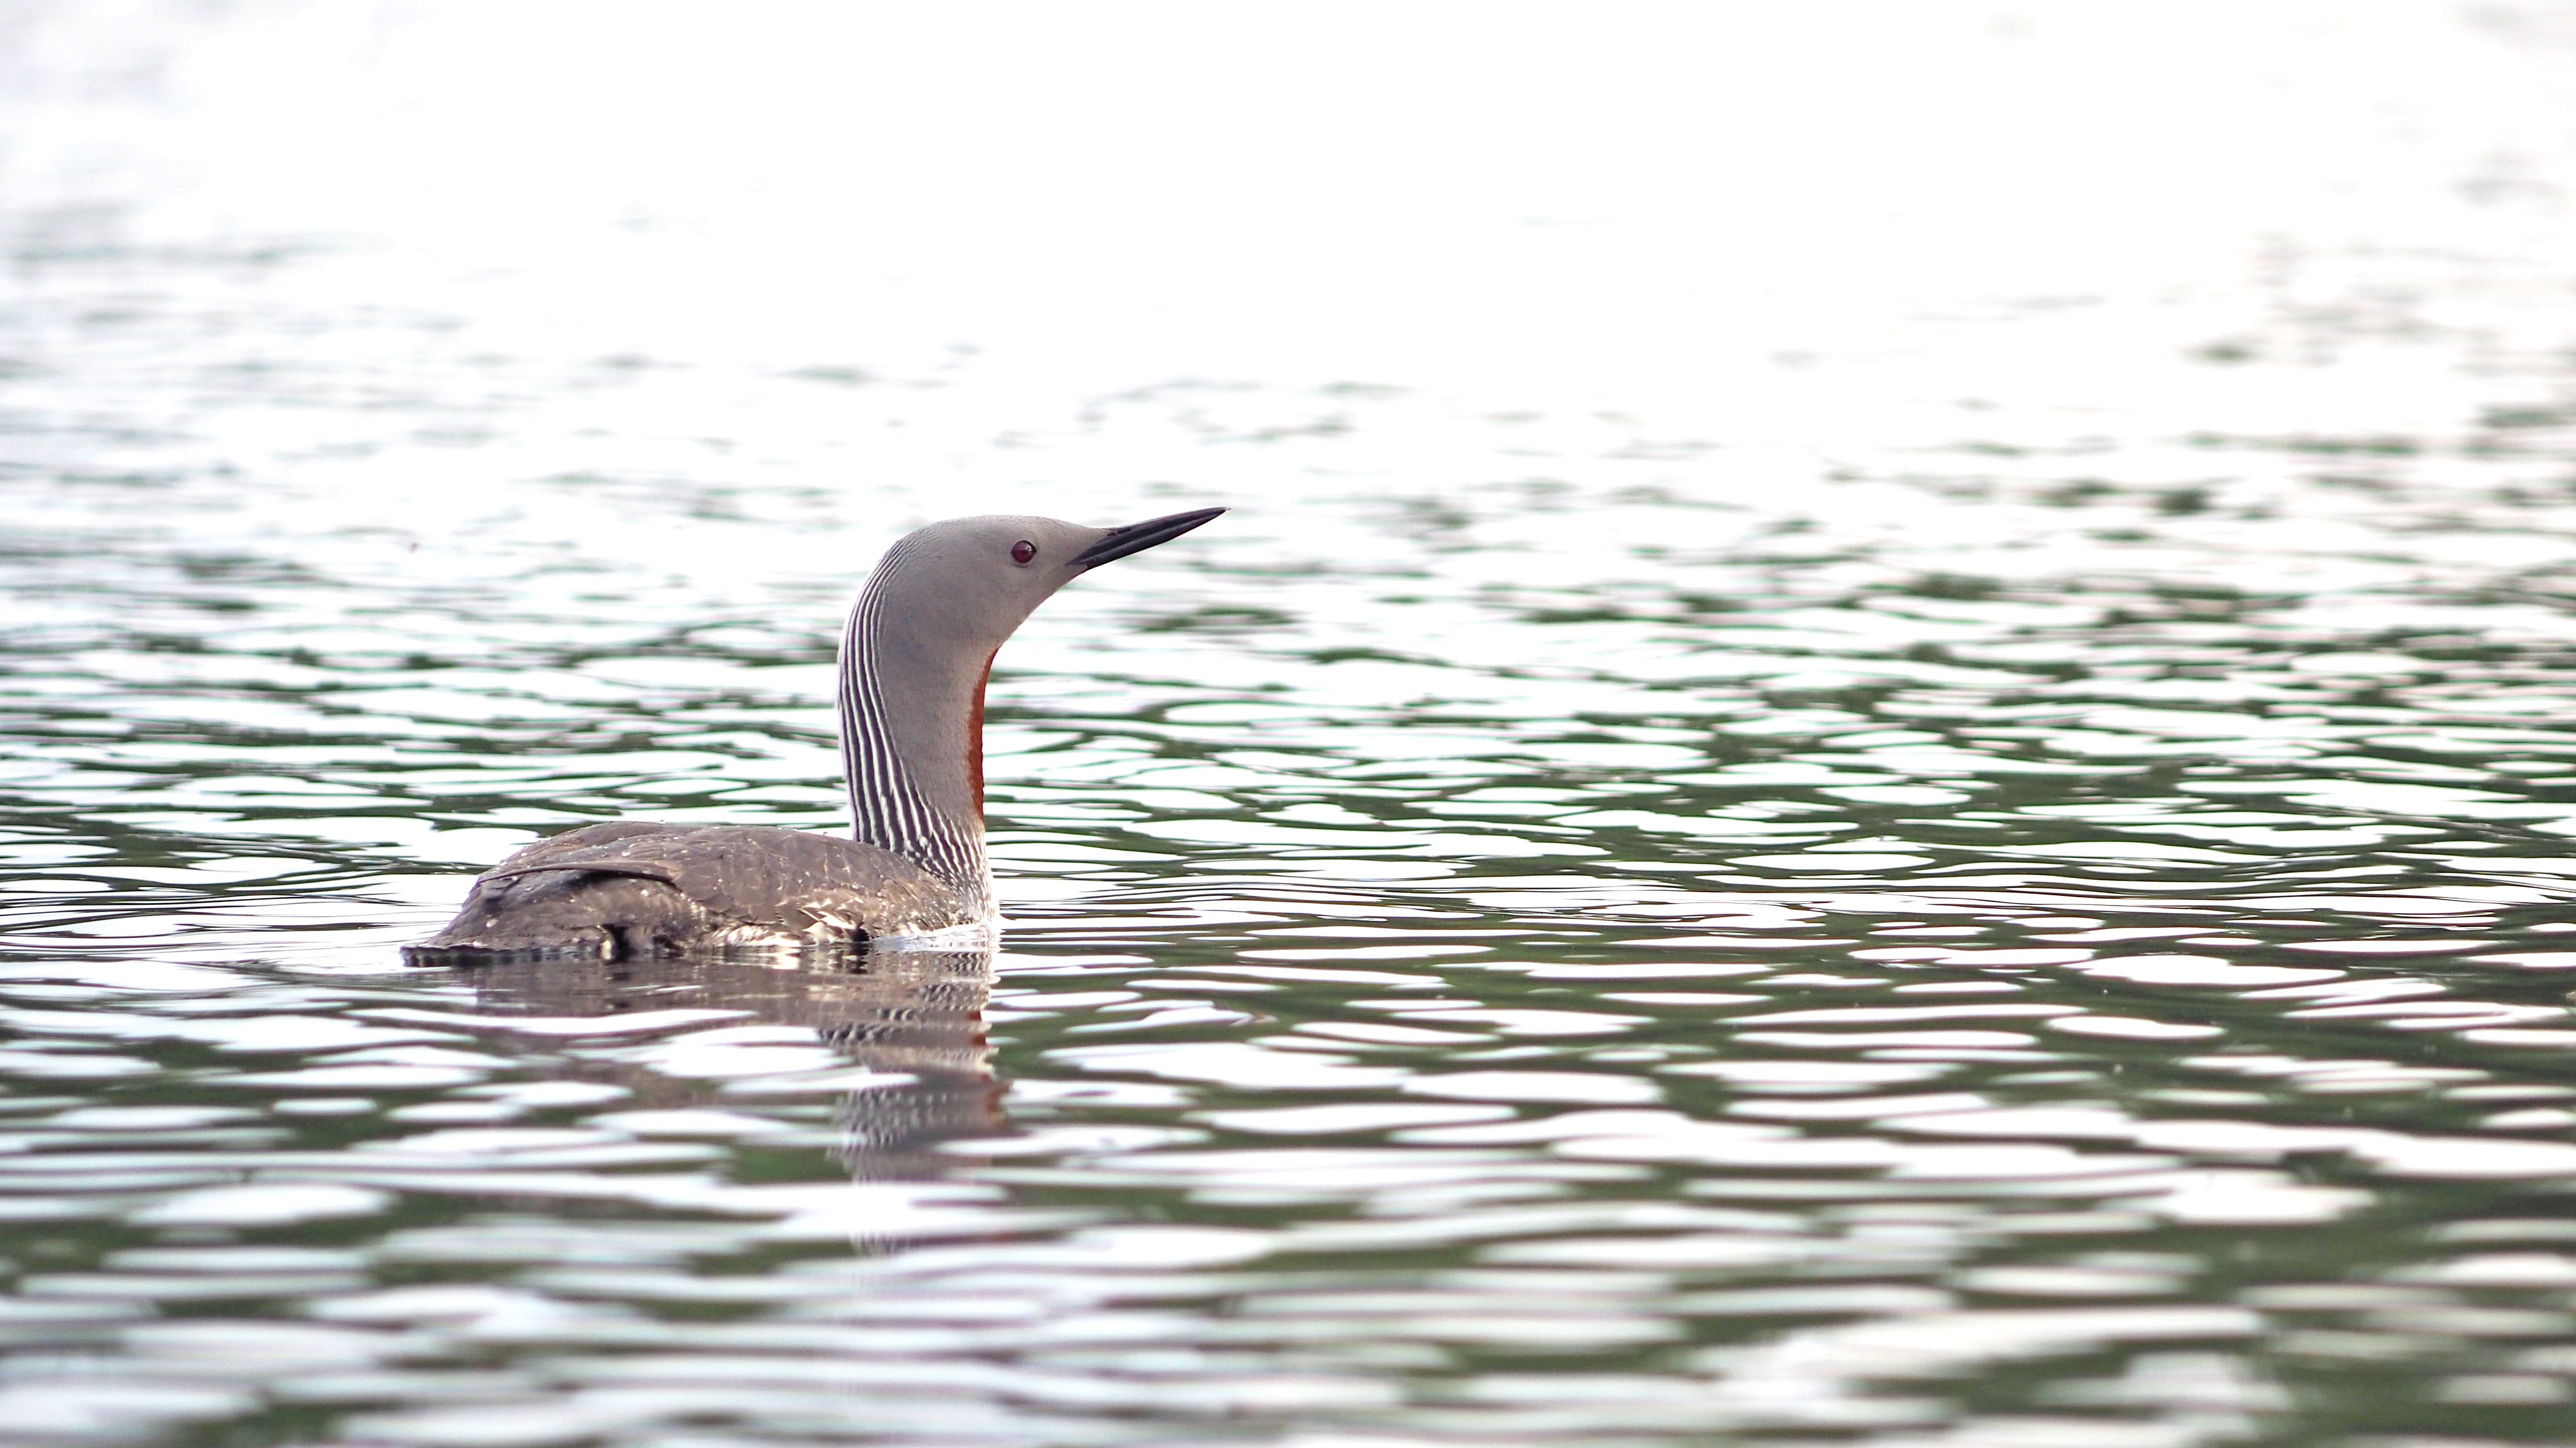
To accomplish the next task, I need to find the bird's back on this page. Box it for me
[406,821,982,959]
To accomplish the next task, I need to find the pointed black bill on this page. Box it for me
[1068,506,1226,571]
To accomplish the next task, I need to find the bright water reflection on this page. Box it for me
[10,2,2576,1444]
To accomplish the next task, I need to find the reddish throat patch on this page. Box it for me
[966,649,996,814]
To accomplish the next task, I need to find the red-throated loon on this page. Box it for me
[408,508,1223,958]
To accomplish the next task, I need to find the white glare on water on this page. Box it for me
[11,2,2566,439]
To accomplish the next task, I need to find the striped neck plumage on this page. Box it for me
[836,561,995,917]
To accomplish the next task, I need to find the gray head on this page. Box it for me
[837,508,1224,911]
[867,509,1224,664]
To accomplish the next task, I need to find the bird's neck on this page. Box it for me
[836,567,995,917]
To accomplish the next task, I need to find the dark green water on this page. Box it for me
[9,4,2576,1444]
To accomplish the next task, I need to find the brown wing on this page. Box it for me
[408,822,979,958]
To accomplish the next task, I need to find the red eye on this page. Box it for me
[1010,540,1037,565]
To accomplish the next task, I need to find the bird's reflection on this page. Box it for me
[458,942,1006,1179]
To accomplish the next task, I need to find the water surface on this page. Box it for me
[7,4,2576,1444]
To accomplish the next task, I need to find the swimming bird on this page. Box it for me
[408,508,1223,958]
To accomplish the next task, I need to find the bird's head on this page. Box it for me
[869,508,1226,660]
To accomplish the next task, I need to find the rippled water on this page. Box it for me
[10,3,2576,1444]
